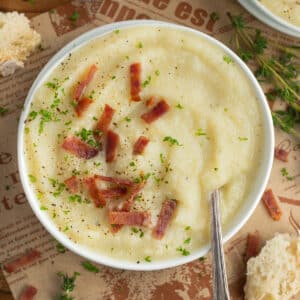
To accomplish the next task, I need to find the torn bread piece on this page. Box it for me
[245,234,300,300]
[0,12,41,76]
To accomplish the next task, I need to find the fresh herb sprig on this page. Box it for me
[57,271,80,300]
[227,13,300,139]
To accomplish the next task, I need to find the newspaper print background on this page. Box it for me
[0,0,299,299]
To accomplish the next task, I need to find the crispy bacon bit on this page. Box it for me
[98,187,127,199]
[122,181,146,212]
[141,99,170,124]
[62,136,98,159]
[83,177,106,207]
[106,130,119,163]
[109,211,151,226]
[274,147,289,162]
[94,104,115,139]
[73,64,97,101]
[75,97,93,117]
[133,136,149,155]
[130,63,141,101]
[64,176,79,194]
[279,196,300,206]
[145,97,155,107]
[245,232,261,262]
[19,285,37,300]
[262,189,282,221]
[4,249,41,273]
[153,199,177,239]
[94,175,134,186]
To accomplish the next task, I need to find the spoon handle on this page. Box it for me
[209,190,230,300]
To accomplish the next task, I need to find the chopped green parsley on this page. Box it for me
[223,55,234,64]
[81,261,100,273]
[280,167,294,181]
[176,246,190,256]
[163,136,181,146]
[28,174,36,183]
[144,256,152,262]
[70,11,79,22]
[195,128,206,136]
[142,76,151,88]
[175,103,184,109]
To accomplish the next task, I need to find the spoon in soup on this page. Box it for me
[209,189,230,300]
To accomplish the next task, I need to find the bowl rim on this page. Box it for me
[18,19,274,271]
[238,0,300,38]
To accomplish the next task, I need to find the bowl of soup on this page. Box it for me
[18,20,274,270]
[239,0,300,37]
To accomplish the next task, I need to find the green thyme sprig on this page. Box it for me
[227,13,300,139]
[57,271,80,300]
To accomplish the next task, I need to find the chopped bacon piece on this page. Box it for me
[83,177,106,207]
[98,187,127,199]
[145,97,155,107]
[274,147,289,162]
[94,104,115,139]
[110,223,123,233]
[19,285,37,300]
[109,211,151,226]
[133,136,149,155]
[94,175,134,186]
[62,136,98,159]
[152,199,177,239]
[73,64,97,101]
[4,249,41,273]
[64,176,79,194]
[245,232,261,262]
[122,181,146,212]
[75,97,93,117]
[106,130,119,163]
[262,189,282,221]
[130,63,141,101]
[141,99,170,124]
[279,196,300,206]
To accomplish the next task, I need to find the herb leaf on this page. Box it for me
[81,261,100,273]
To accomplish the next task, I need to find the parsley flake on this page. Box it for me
[81,261,100,273]
[238,137,248,141]
[223,55,234,64]
[195,128,206,136]
[56,242,66,253]
[184,237,191,244]
[142,76,151,88]
[163,136,182,146]
[0,107,8,116]
[28,174,36,183]
[175,103,184,109]
[280,167,294,181]
[70,11,79,22]
[137,42,143,49]
[144,256,152,262]
[176,246,190,256]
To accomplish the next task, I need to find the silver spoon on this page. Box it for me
[209,189,230,300]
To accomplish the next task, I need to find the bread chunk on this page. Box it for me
[0,12,41,76]
[245,234,300,300]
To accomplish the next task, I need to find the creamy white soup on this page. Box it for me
[24,26,264,262]
[259,0,300,27]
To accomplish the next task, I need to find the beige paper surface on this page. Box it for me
[0,0,299,299]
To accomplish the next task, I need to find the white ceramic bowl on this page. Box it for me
[239,0,300,37]
[18,20,274,271]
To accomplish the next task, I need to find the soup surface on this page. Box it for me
[24,26,264,262]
